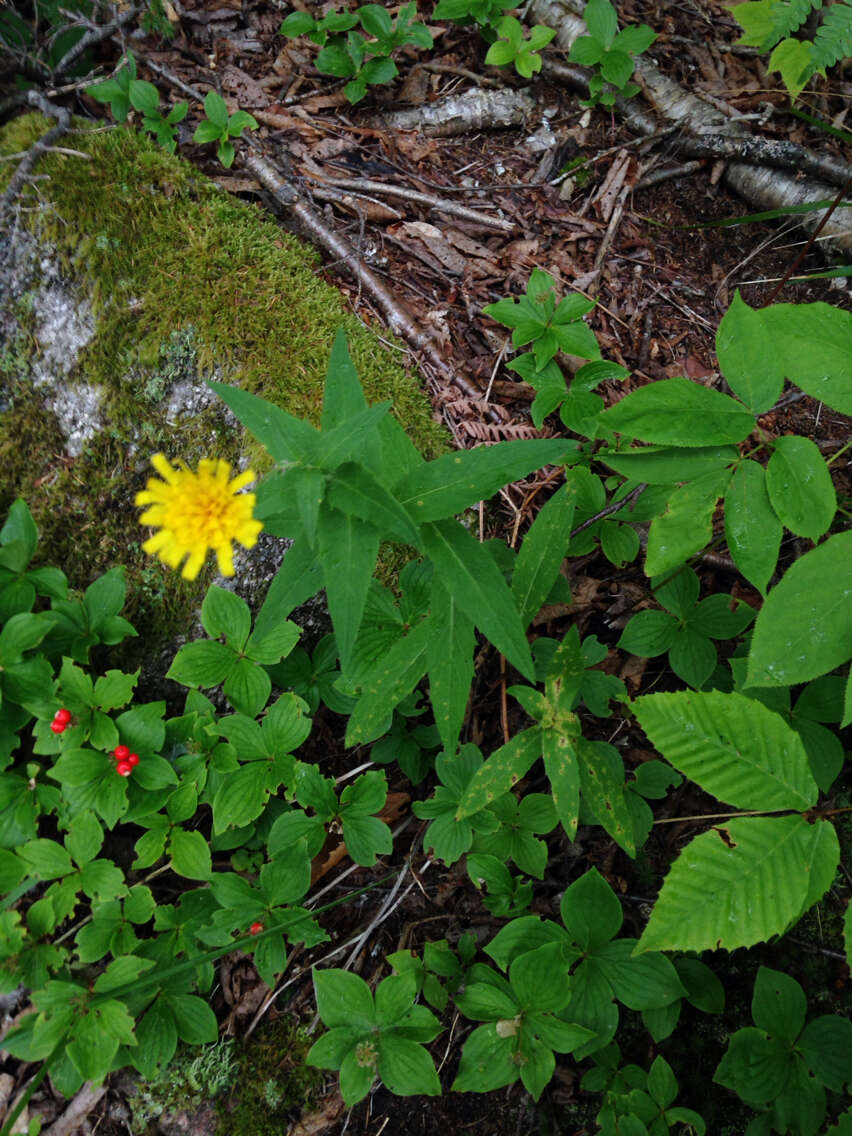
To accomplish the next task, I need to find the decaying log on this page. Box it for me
[532,0,852,258]
[377,87,536,137]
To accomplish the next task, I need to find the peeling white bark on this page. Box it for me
[531,0,852,258]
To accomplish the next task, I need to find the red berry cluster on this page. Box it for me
[50,708,72,734]
[249,921,264,935]
[112,745,140,777]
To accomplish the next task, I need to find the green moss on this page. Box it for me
[0,113,448,653]
[216,1015,323,1135]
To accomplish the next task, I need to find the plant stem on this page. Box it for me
[653,808,794,825]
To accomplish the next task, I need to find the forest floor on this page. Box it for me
[2,0,851,1133]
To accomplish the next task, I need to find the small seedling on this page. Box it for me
[484,15,555,78]
[192,90,258,169]
[568,0,656,107]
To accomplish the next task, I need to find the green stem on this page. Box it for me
[0,1041,62,1136]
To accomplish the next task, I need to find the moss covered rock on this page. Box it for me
[0,113,446,661]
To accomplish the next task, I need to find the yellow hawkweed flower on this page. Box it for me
[135,454,263,580]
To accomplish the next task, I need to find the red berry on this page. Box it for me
[50,720,66,734]
[54,708,72,725]
[116,760,132,776]
[249,921,263,935]
[128,753,140,767]
[113,745,130,761]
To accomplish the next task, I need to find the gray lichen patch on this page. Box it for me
[0,112,447,672]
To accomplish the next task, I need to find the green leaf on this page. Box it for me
[193,119,223,144]
[377,1035,441,1096]
[511,479,577,628]
[316,507,379,673]
[599,377,754,446]
[633,690,816,810]
[752,966,806,1044]
[20,839,72,880]
[798,1015,852,1090]
[203,89,229,129]
[618,610,678,657]
[134,999,178,1077]
[166,994,218,1045]
[202,585,251,648]
[426,578,475,755]
[584,0,619,47]
[714,1027,792,1104]
[746,532,852,686]
[645,469,733,576]
[597,942,687,1009]
[326,463,420,546]
[675,957,725,1012]
[724,459,782,595]
[421,520,534,681]
[716,291,788,412]
[167,640,235,688]
[129,78,160,116]
[65,811,103,867]
[1,500,38,563]
[345,616,431,745]
[0,613,53,663]
[457,728,542,816]
[766,436,836,539]
[635,815,839,953]
[601,443,737,484]
[761,301,852,415]
[209,381,319,464]
[543,731,580,841]
[224,658,270,717]
[67,1011,119,1081]
[577,737,635,857]
[395,440,570,522]
[169,828,212,880]
[213,763,271,832]
[560,867,622,949]
[451,1023,518,1093]
[314,969,375,1029]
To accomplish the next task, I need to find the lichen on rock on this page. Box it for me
[0,112,447,674]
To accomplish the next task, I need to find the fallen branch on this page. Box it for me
[0,91,70,224]
[377,87,536,137]
[52,3,144,80]
[305,173,516,232]
[533,0,852,258]
[240,151,502,421]
[42,1083,106,1136]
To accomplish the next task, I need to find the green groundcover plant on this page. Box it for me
[0,279,850,1135]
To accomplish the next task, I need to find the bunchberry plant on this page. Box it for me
[483,15,556,78]
[714,967,852,1134]
[192,90,258,169]
[125,78,187,154]
[305,970,442,1105]
[568,0,657,107]
[280,3,433,104]
[617,565,755,689]
[432,0,516,32]
[87,52,138,123]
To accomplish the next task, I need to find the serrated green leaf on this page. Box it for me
[633,690,816,810]
[635,815,839,953]
[746,532,852,687]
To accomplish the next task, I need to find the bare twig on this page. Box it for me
[570,482,647,538]
[53,2,144,79]
[42,1083,106,1136]
[0,92,70,223]
[305,174,516,232]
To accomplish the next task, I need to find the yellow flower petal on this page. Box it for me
[135,454,263,580]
